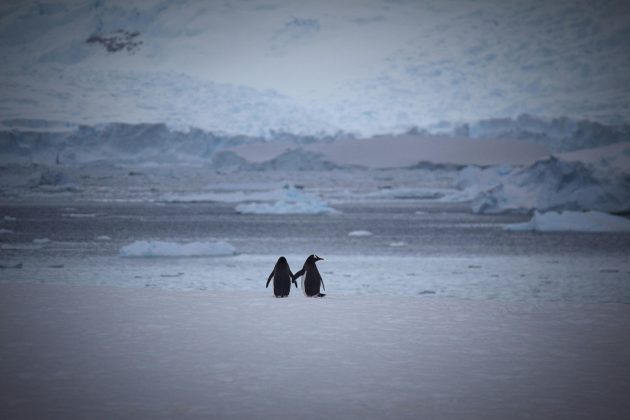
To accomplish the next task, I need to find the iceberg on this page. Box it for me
[119,241,236,257]
[504,211,630,233]
[471,155,630,214]
[235,187,338,215]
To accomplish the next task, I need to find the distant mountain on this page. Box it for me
[1,0,629,137]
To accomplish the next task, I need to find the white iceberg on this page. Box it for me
[119,241,236,257]
[471,155,630,214]
[348,230,373,237]
[235,187,338,215]
[504,211,630,232]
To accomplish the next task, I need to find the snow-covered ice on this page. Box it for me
[504,211,630,233]
[119,241,236,258]
[235,186,338,215]
[1,282,629,420]
[467,154,630,214]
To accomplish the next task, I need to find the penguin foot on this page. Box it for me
[316,293,326,298]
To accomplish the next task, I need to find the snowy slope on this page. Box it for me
[1,0,629,136]
[2,283,630,420]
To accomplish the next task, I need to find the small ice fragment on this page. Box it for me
[33,238,50,244]
[389,241,406,247]
[348,230,373,237]
[95,235,112,241]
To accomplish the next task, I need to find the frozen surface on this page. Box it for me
[119,240,236,258]
[504,211,630,233]
[1,282,629,420]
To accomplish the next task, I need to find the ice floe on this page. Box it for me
[348,230,373,237]
[235,186,338,215]
[119,241,237,257]
[504,211,630,233]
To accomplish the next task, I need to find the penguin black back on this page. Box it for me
[266,256,297,297]
[293,254,325,297]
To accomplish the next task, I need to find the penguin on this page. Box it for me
[266,256,298,298]
[292,254,326,297]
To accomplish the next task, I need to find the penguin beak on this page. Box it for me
[316,256,324,261]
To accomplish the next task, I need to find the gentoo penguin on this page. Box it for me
[292,254,326,297]
[266,256,298,298]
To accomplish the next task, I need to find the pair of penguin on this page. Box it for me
[266,254,326,298]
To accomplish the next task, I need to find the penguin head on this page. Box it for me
[307,254,324,263]
[277,256,288,266]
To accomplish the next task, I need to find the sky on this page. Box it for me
[1,0,630,135]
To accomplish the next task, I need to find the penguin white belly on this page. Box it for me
[301,271,307,296]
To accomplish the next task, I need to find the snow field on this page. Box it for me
[1,282,629,420]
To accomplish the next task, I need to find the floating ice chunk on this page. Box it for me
[119,241,236,257]
[4,216,17,221]
[348,230,373,237]
[389,241,406,247]
[0,228,13,234]
[64,213,102,218]
[33,238,50,244]
[163,190,285,203]
[504,211,630,232]
[95,235,112,241]
[235,187,338,215]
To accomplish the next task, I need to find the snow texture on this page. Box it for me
[119,240,236,258]
[504,210,630,233]
[1,282,629,420]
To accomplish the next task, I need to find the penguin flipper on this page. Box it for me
[292,269,305,281]
[266,270,274,288]
[320,277,325,291]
